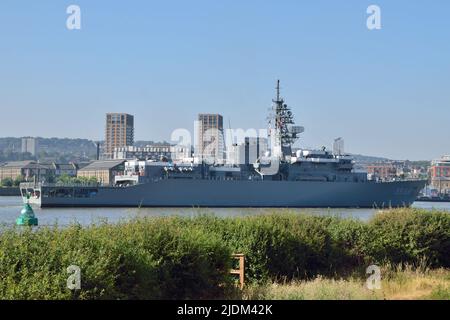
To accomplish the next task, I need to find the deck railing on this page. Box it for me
[20,182,101,188]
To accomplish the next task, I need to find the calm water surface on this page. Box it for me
[0,196,449,227]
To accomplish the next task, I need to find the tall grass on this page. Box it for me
[0,209,448,299]
[243,267,450,300]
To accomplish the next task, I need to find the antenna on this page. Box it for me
[276,80,281,102]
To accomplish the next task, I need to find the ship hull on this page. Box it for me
[31,179,426,208]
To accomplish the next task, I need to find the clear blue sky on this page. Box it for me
[0,0,449,160]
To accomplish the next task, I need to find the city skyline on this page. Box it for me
[0,1,449,160]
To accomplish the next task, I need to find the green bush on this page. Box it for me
[325,217,372,273]
[0,177,13,187]
[188,210,450,281]
[366,209,450,268]
[56,175,98,185]
[13,175,25,187]
[0,218,233,300]
[0,209,448,299]
[190,214,354,282]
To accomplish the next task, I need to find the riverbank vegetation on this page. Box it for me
[56,174,98,185]
[0,176,24,187]
[0,208,448,299]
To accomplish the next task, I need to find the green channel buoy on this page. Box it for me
[16,193,38,226]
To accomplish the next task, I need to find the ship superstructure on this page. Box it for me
[268,80,303,159]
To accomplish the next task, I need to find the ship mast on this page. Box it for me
[276,79,281,102]
[269,80,300,159]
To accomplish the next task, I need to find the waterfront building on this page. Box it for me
[113,145,171,160]
[228,137,268,166]
[104,113,134,159]
[366,164,398,181]
[0,161,81,183]
[21,137,39,156]
[0,161,34,181]
[77,160,125,186]
[333,138,345,156]
[0,161,54,182]
[50,163,78,177]
[196,114,225,163]
[112,144,191,161]
[430,155,450,195]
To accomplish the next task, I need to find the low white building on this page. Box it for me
[21,137,39,156]
[113,144,191,162]
[228,137,268,166]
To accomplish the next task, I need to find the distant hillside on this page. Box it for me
[38,137,97,155]
[1,137,415,166]
[350,154,430,167]
[0,137,22,152]
[0,137,174,163]
[350,154,391,164]
[0,137,97,163]
[134,140,171,147]
[0,137,174,159]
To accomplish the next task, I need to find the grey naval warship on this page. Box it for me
[21,81,426,208]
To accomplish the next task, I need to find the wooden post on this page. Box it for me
[230,254,245,289]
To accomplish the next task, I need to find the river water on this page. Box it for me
[0,196,449,227]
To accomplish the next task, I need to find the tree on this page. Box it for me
[56,174,98,185]
[1,177,14,187]
[13,175,25,187]
[56,173,72,185]
[88,177,98,184]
